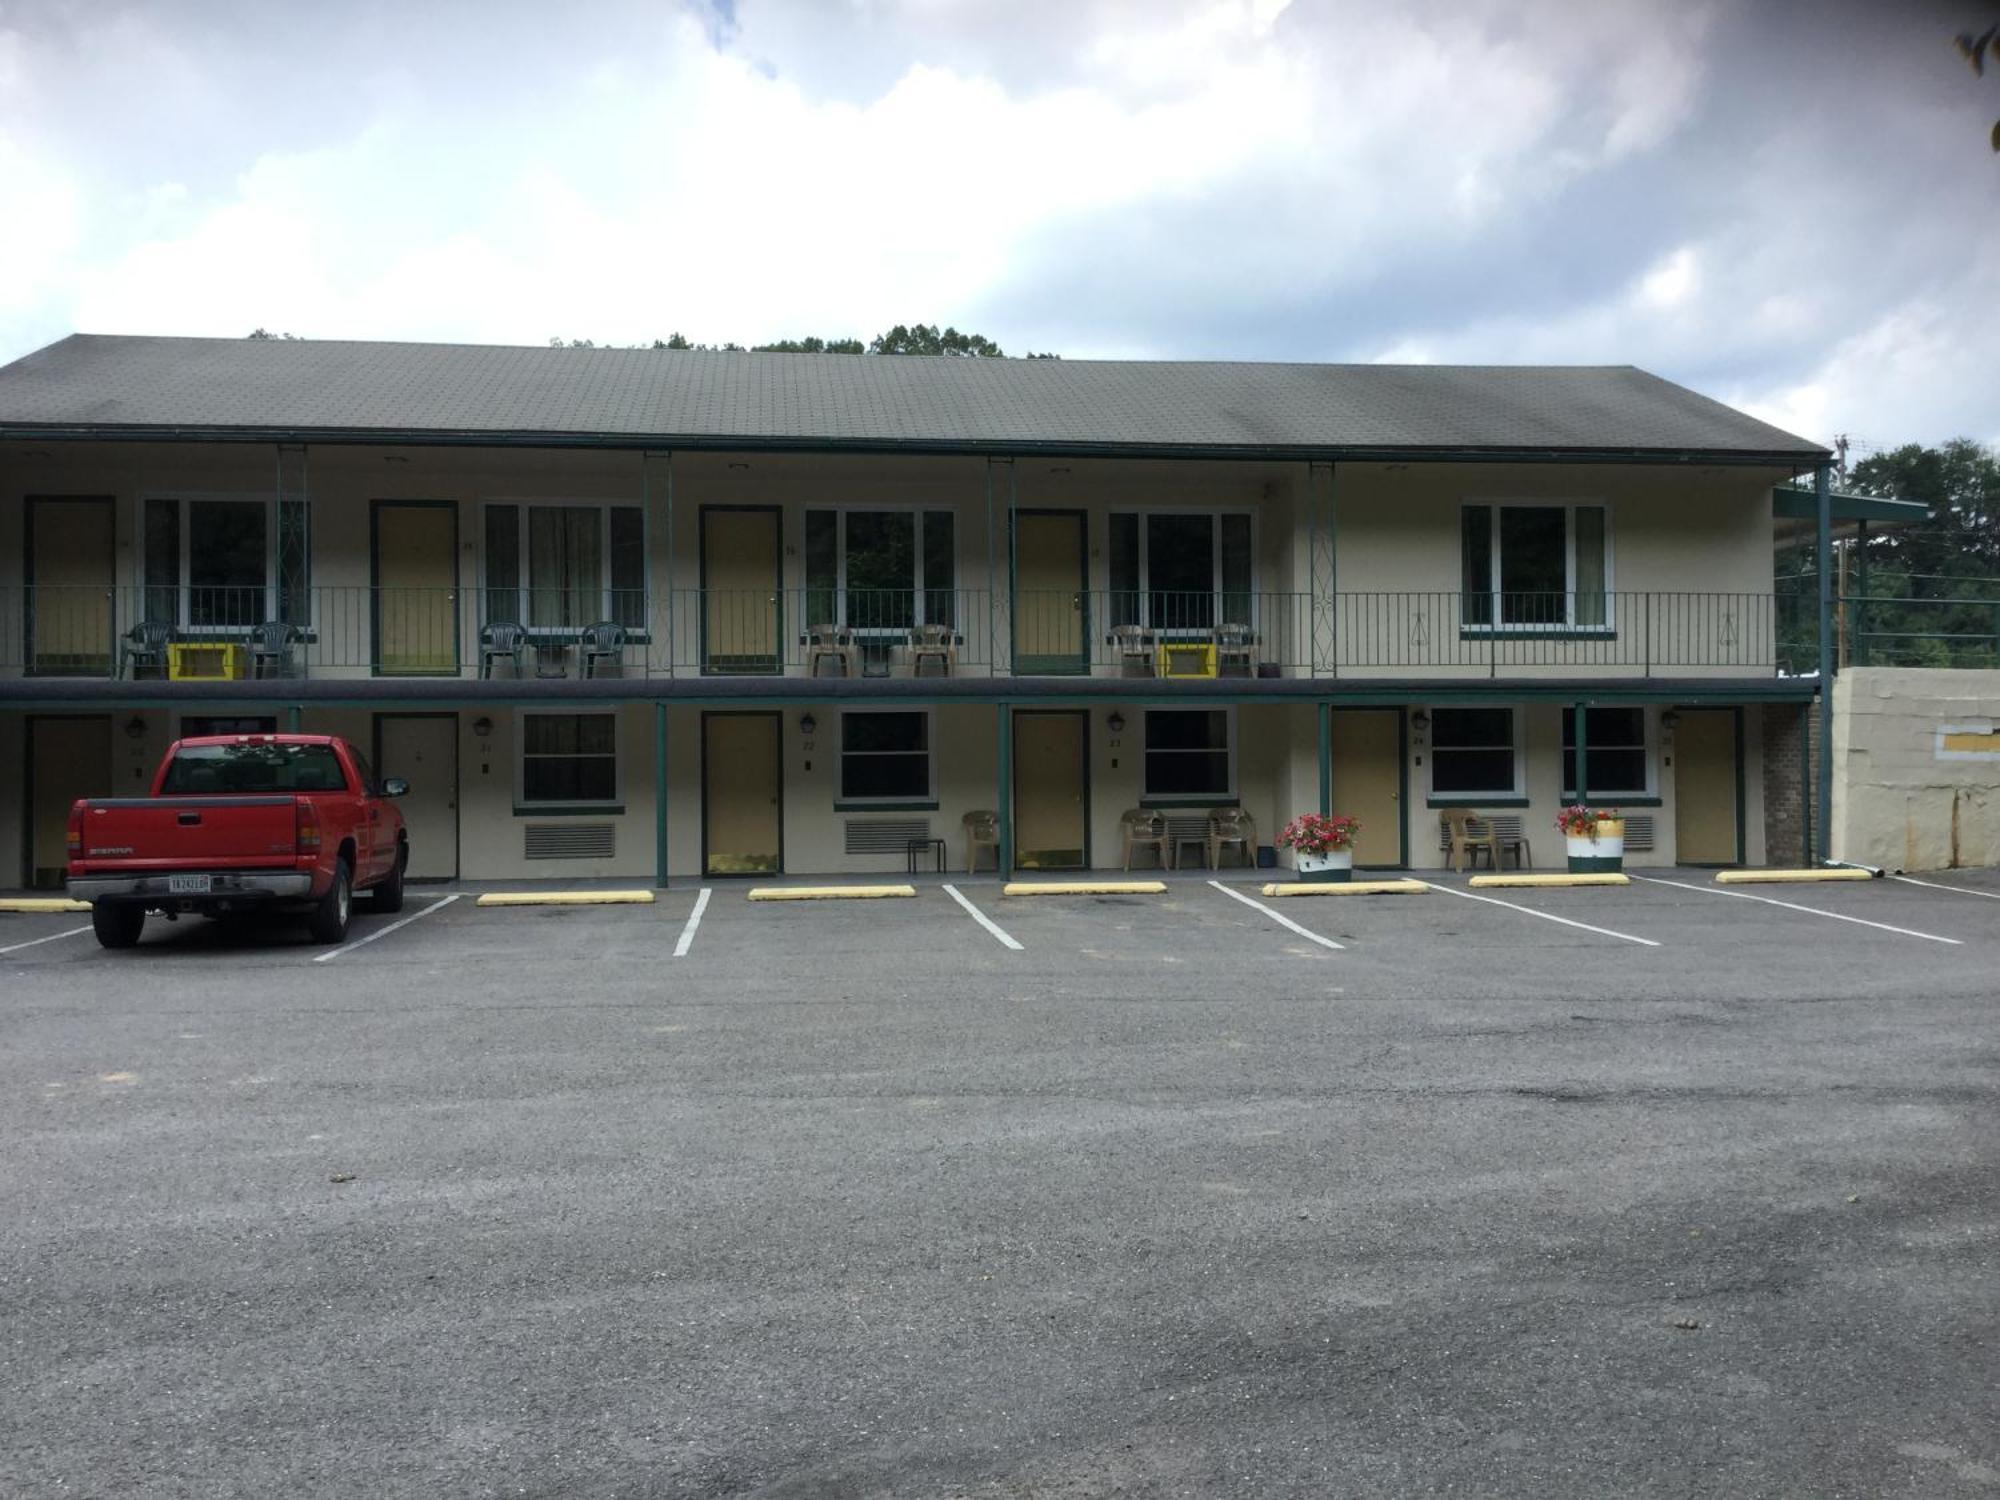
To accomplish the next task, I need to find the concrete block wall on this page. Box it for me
[1831,668,2000,871]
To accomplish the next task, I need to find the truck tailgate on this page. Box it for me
[75,796,299,870]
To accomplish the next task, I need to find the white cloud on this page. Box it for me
[0,0,1992,450]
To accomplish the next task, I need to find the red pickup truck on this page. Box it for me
[67,734,410,949]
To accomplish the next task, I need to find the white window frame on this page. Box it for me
[835,708,936,805]
[1426,703,1525,802]
[1108,507,1260,635]
[481,498,647,635]
[141,492,280,632]
[1561,705,1654,799]
[514,708,622,809]
[1460,500,1614,633]
[803,504,958,635]
[1140,705,1237,803]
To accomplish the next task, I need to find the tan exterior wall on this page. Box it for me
[1831,667,2000,871]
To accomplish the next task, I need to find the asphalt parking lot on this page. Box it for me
[3,870,1997,1497]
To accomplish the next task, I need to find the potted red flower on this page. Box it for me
[1556,804,1625,873]
[1278,813,1362,883]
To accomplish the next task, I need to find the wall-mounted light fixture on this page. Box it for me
[471,715,494,739]
[124,715,147,741]
[1106,710,1126,734]
[1411,709,1431,731]
[1660,710,1681,731]
[799,712,817,737]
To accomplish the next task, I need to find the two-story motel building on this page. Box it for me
[0,335,1833,888]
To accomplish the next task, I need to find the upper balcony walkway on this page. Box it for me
[3,585,1784,689]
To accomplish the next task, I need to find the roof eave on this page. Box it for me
[0,423,1830,467]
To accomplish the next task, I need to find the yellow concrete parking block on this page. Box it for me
[746,885,917,901]
[1715,868,1874,885]
[1259,879,1429,898]
[0,898,91,913]
[1001,881,1166,897]
[1466,873,1630,889]
[475,890,657,907]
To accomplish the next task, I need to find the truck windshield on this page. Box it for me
[160,743,350,795]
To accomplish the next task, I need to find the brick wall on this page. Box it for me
[1762,700,1820,866]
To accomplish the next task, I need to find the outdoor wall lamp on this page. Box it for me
[1660,711,1681,731]
[1411,709,1431,730]
[1106,710,1126,734]
[799,712,817,737]
[471,716,494,739]
[124,715,147,741]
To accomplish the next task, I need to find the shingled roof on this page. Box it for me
[0,334,1825,460]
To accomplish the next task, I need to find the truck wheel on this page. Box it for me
[309,859,352,944]
[370,847,406,913]
[91,902,145,949]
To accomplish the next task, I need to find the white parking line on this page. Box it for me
[312,894,460,963]
[943,883,1023,950]
[673,887,712,957]
[0,924,93,956]
[1892,874,2000,903]
[1632,876,1962,945]
[1209,880,1345,951]
[1426,881,1662,947]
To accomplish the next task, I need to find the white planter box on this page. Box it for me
[1296,848,1354,883]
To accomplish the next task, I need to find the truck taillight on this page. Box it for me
[295,803,320,854]
[67,803,84,859]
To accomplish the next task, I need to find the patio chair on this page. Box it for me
[1112,624,1154,677]
[1440,809,1503,872]
[806,624,855,679]
[963,810,1001,874]
[909,623,956,678]
[579,620,628,678]
[1213,622,1256,678]
[121,619,174,679]
[479,622,526,679]
[249,620,297,679]
[1208,808,1258,870]
[1118,808,1170,871]
[1484,814,1532,870]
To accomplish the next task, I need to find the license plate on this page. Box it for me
[167,874,212,895]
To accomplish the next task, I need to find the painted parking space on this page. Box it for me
[0,912,96,959]
[1630,874,1967,946]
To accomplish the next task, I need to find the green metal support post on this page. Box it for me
[1574,702,1588,804]
[1815,463,1834,863]
[996,704,1013,877]
[286,705,301,733]
[1317,702,1332,815]
[654,702,669,888]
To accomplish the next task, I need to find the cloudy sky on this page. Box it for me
[2,0,1994,450]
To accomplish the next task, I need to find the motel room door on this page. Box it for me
[27,497,116,676]
[1013,710,1088,868]
[701,508,782,673]
[373,502,459,674]
[26,716,113,889]
[376,714,459,879]
[703,712,782,875]
[1674,708,1741,865]
[1330,709,1406,868]
[1013,511,1088,674]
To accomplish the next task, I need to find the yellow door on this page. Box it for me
[1331,709,1403,867]
[29,717,112,888]
[376,715,459,879]
[375,504,458,673]
[703,509,780,671]
[1675,709,1739,864]
[1014,512,1086,673]
[1013,711,1087,868]
[704,713,782,874]
[29,499,114,674]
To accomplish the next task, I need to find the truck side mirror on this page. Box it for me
[381,777,410,798]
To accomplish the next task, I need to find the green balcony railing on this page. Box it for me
[0,585,1783,681]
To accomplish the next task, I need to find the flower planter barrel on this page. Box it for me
[1296,848,1354,883]
[1565,818,1626,874]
